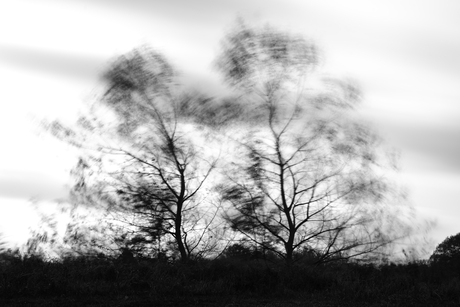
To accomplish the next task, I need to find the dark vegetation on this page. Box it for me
[3,20,454,305]
[0,241,459,306]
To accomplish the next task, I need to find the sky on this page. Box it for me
[0,0,459,255]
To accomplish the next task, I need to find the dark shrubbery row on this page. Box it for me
[0,249,459,306]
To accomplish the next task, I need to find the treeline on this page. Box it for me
[1,231,459,305]
[0,247,459,306]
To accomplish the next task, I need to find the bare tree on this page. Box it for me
[215,21,409,264]
[49,47,220,262]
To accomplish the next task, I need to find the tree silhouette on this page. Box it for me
[430,232,460,268]
[48,47,220,262]
[215,21,408,264]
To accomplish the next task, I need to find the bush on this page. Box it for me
[430,232,460,275]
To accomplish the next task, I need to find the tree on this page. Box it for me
[45,21,414,264]
[430,232,460,267]
[215,22,408,264]
[49,47,220,262]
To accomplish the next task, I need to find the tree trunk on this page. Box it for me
[175,201,189,262]
[285,241,294,265]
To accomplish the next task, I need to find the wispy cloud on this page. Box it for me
[0,170,68,201]
[0,45,105,80]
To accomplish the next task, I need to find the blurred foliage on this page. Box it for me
[215,21,413,264]
[38,19,429,268]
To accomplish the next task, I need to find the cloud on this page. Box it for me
[0,170,69,201]
[384,121,460,174]
[0,45,105,80]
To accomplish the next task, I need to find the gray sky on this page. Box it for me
[0,0,459,251]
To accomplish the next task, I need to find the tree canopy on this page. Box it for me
[214,22,408,264]
[430,232,460,267]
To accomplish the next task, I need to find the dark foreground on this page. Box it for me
[2,295,460,307]
[0,254,459,306]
